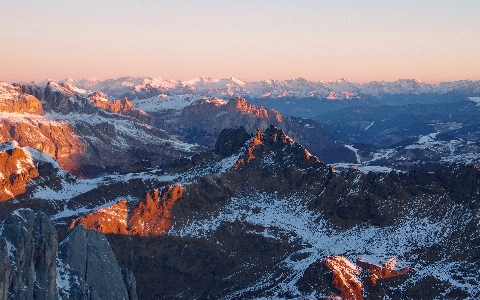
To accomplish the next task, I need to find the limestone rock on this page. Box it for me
[11,82,44,101]
[357,257,411,287]
[324,255,364,300]
[0,82,44,115]
[178,97,340,160]
[0,118,86,177]
[0,94,44,115]
[122,267,138,300]
[214,126,251,156]
[0,239,11,300]
[43,81,97,114]
[0,142,39,201]
[71,185,184,237]
[57,225,133,300]
[234,125,321,169]
[0,209,58,300]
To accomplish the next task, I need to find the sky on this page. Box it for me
[1,0,479,84]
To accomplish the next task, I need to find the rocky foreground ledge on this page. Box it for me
[0,208,137,300]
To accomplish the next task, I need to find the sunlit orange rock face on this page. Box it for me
[356,257,412,287]
[128,185,184,236]
[235,125,317,168]
[228,97,283,122]
[71,185,184,236]
[89,92,136,114]
[70,200,129,234]
[180,97,285,141]
[0,117,86,173]
[325,255,412,299]
[0,94,44,115]
[0,142,38,201]
[325,255,364,300]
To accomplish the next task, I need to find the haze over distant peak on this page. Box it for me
[37,76,479,100]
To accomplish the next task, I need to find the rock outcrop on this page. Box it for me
[234,125,321,169]
[325,255,364,300]
[70,200,129,235]
[0,209,58,299]
[0,94,44,115]
[71,185,184,236]
[214,126,251,156]
[11,82,44,101]
[88,92,155,125]
[0,141,38,201]
[0,209,137,300]
[0,82,44,115]
[0,117,86,175]
[356,257,412,287]
[179,97,286,140]
[178,97,343,161]
[324,256,412,300]
[43,81,97,114]
[129,185,183,236]
[89,92,135,114]
[57,225,137,300]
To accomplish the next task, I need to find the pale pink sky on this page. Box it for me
[1,0,479,84]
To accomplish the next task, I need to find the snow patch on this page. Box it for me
[467,97,480,105]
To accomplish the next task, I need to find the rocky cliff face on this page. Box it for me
[0,116,87,175]
[0,81,197,177]
[89,92,135,113]
[0,209,58,299]
[0,94,44,115]
[0,209,137,300]
[0,82,44,115]
[325,255,364,300]
[43,81,98,115]
[178,97,349,162]
[11,82,44,101]
[71,185,184,236]
[0,142,38,201]
[88,92,155,125]
[324,255,412,300]
[57,225,137,300]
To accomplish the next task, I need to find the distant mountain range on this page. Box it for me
[34,76,480,101]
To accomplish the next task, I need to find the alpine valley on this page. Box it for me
[1,76,480,299]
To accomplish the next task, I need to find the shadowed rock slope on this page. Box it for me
[0,209,137,300]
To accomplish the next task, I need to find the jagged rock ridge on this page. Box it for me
[178,97,346,162]
[71,185,184,236]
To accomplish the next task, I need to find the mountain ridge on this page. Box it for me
[10,77,480,101]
